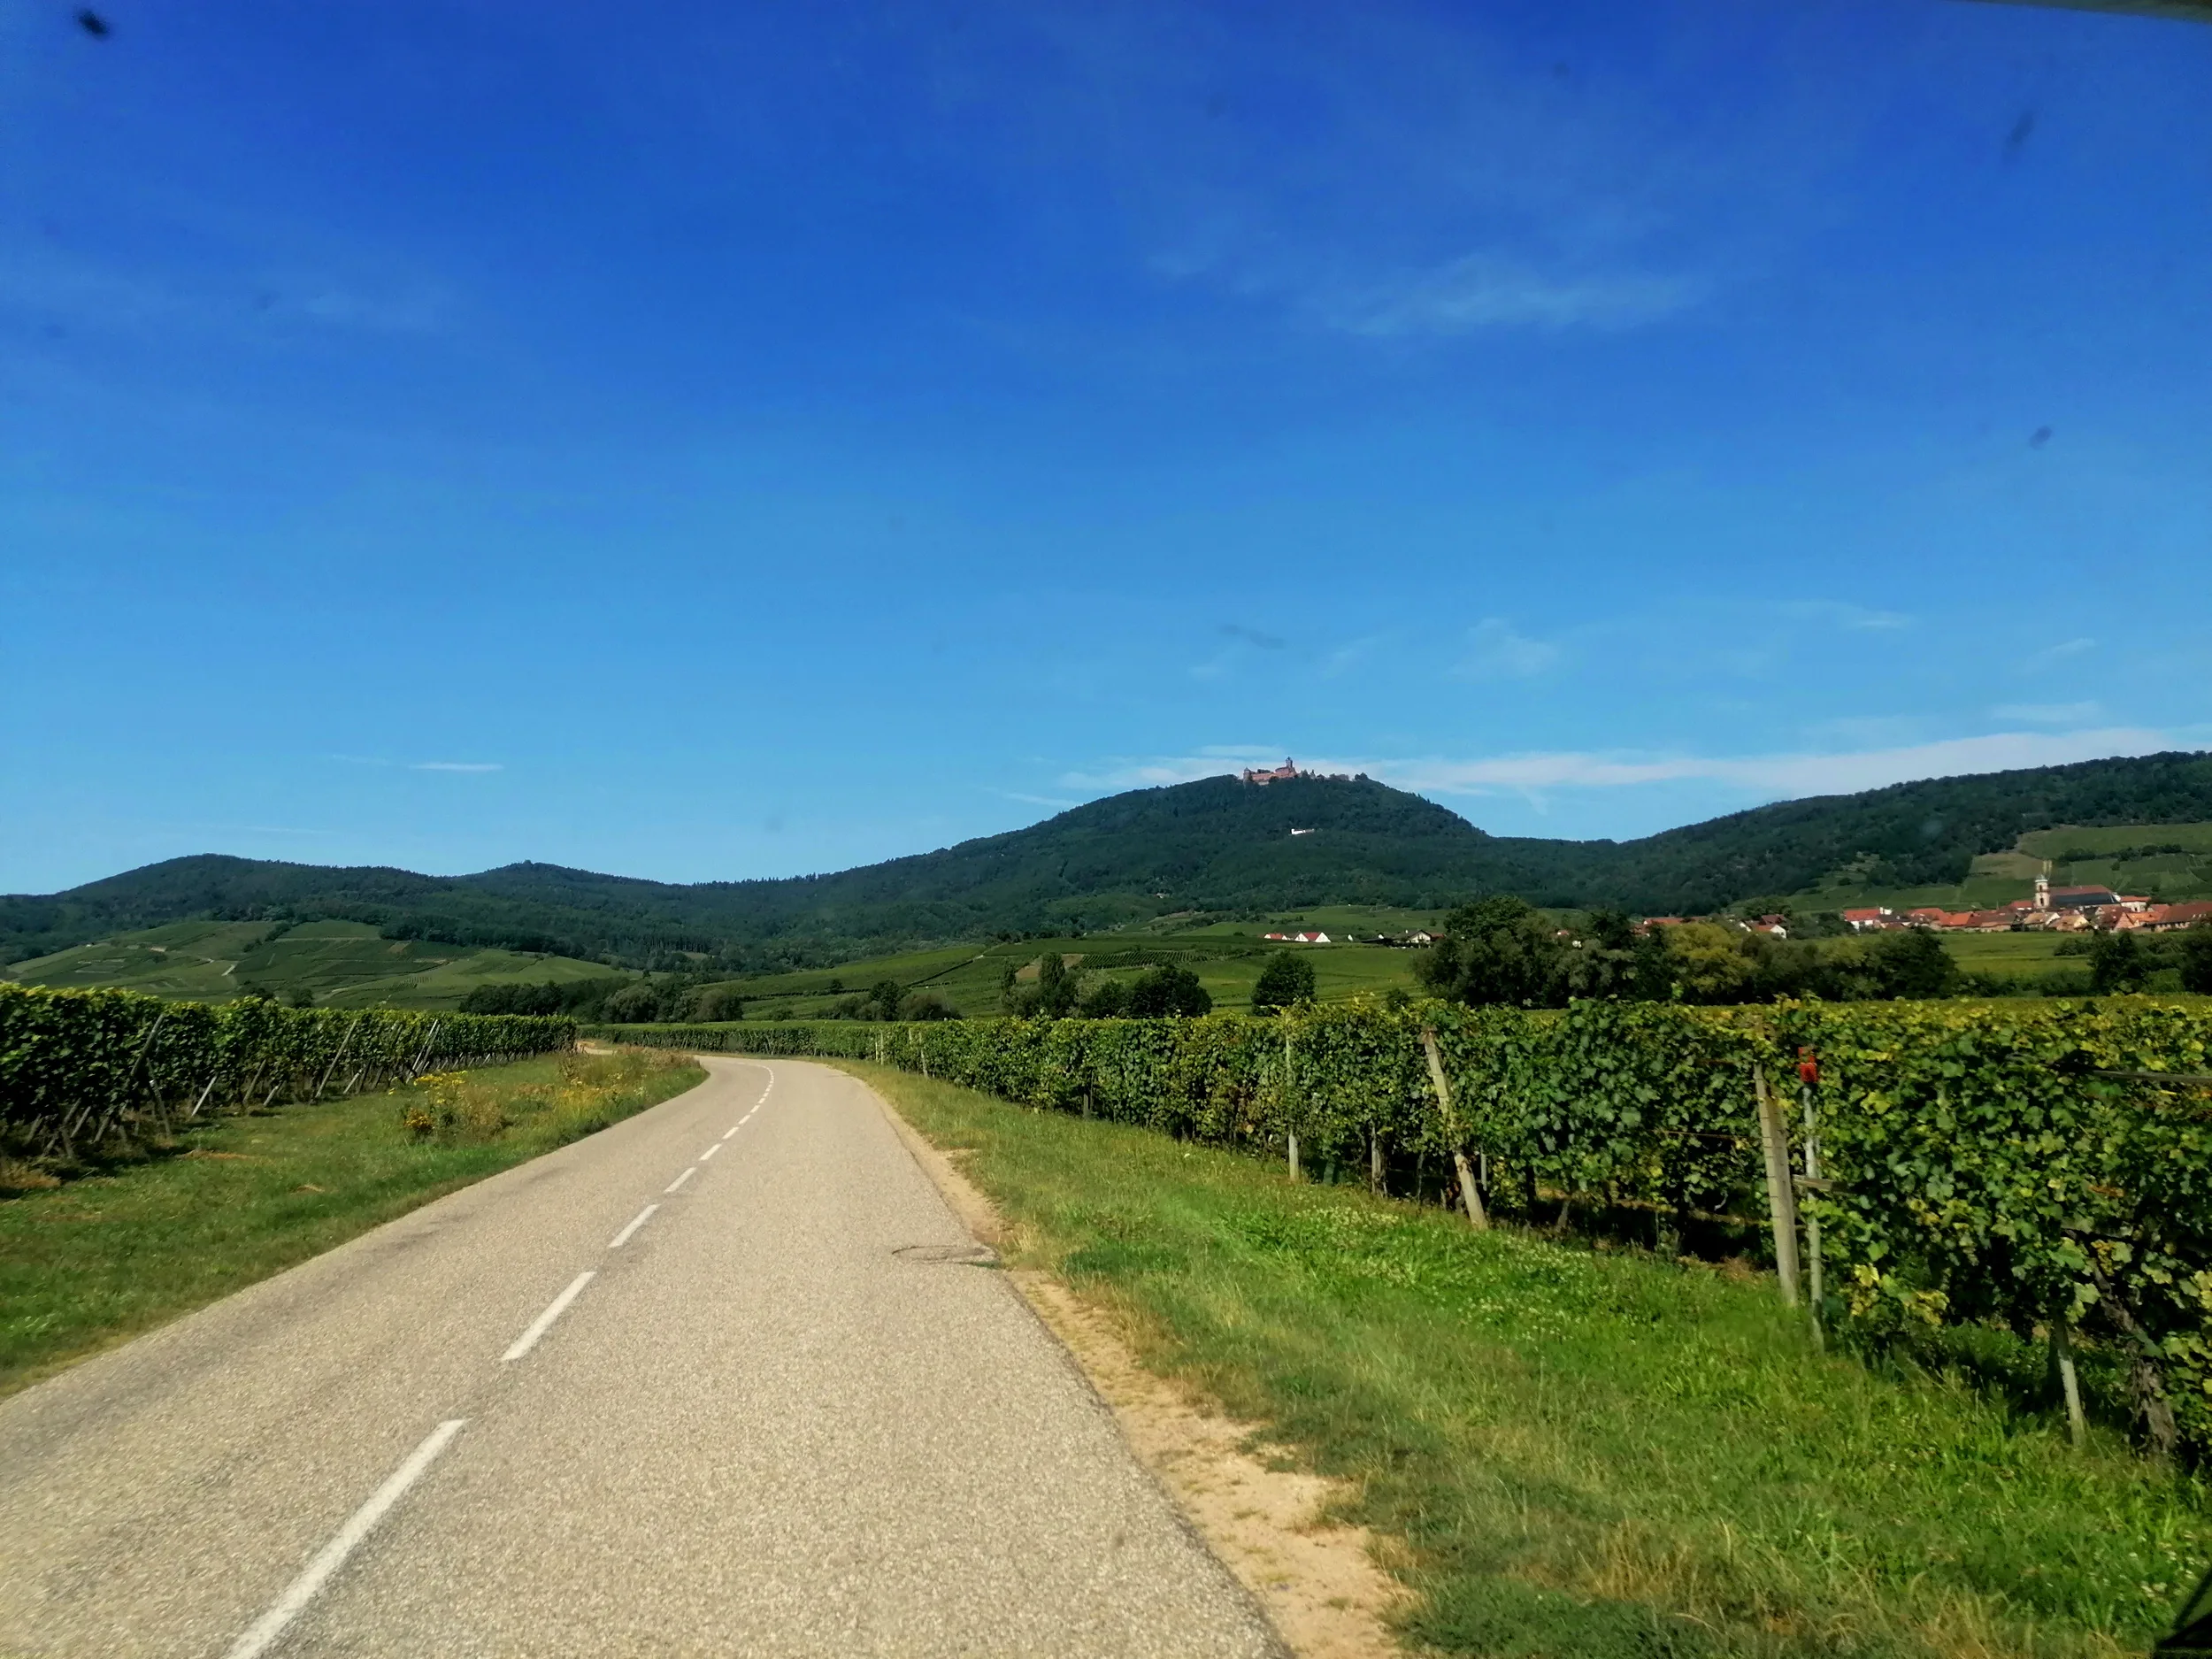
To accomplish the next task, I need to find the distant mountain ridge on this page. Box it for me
[6,750,2210,972]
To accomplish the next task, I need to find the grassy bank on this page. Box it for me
[0,1048,703,1396]
[835,1059,2210,1659]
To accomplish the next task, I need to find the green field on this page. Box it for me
[1937,929,2079,980]
[849,1058,2208,1659]
[2,918,620,1010]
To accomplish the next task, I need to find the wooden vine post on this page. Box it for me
[1283,1025,1300,1182]
[312,1011,365,1102]
[2053,1321,2088,1448]
[1797,1064,1825,1348]
[1420,1028,1486,1230]
[1753,1064,1801,1307]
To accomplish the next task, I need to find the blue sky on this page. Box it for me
[4,0,2208,893]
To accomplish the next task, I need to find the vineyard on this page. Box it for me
[603,997,2212,1459]
[2,982,576,1164]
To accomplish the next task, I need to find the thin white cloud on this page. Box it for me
[1061,757,1242,791]
[995,790,1080,810]
[1993,702,2103,726]
[1801,715,1930,749]
[1323,634,1385,678]
[2023,637,2098,672]
[1453,618,1559,680]
[1340,255,1701,336]
[411,761,503,773]
[1782,601,1913,632]
[1363,727,2176,800]
[1062,727,2185,804]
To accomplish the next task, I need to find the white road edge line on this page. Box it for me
[501,1271,595,1363]
[700,1142,722,1161]
[607,1204,658,1248]
[665,1166,697,1194]
[223,1417,465,1659]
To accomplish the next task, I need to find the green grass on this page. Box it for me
[0,1048,703,1396]
[841,1061,2211,1658]
[1,918,619,1010]
[1940,931,2081,979]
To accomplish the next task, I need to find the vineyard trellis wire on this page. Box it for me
[2,982,576,1162]
[595,995,2212,1459]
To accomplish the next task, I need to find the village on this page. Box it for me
[1839,873,2212,935]
[1256,873,2212,953]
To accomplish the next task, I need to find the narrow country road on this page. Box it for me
[0,1058,1282,1657]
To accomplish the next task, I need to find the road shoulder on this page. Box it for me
[848,1062,1408,1659]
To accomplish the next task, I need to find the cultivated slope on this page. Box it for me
[6,750,2210,970]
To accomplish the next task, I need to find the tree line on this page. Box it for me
[999,952,1215,1018]
[1412,897,2212,1008]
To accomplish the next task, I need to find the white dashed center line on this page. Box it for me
[720,1125,739,1141]
[607,1204,658,1249]
[501,1271,595,1363]
[224,1418,466,1659]
[700,1142,722,1162]
[664,1166,697,1194]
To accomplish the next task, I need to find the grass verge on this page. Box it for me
[831,1059,2211,1659]
[0,1048,703,1397]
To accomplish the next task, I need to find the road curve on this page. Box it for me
[0,1057,1283,1657]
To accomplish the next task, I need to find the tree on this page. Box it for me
[287,987,316,1009]
[1867,927,1960,1000]
[691,986,746,1022]
[2183,922,2212,995]
[1656,923,1757,1004]
[2090,927,2147,994]
[1562,910,1640,999]
[1415,896,1568,1007]
[603,982,661,1023]
[1081,977,1133,1018]
[1127,964,1210,1017]
[1035,953,1079,1018]
[1250,950,1316,1011]
[895,990,959,1020]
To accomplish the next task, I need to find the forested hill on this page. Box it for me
[6,749,2211,972]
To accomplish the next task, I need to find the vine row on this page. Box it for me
[2,983,577,1161]
[598,997,2212,1457]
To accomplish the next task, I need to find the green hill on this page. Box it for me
[6,749,2211,976]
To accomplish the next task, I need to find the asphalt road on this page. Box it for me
[0,1057,1283,1657]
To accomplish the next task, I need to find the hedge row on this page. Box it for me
[597,997,2212,1455]
[3,983,577,1160]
